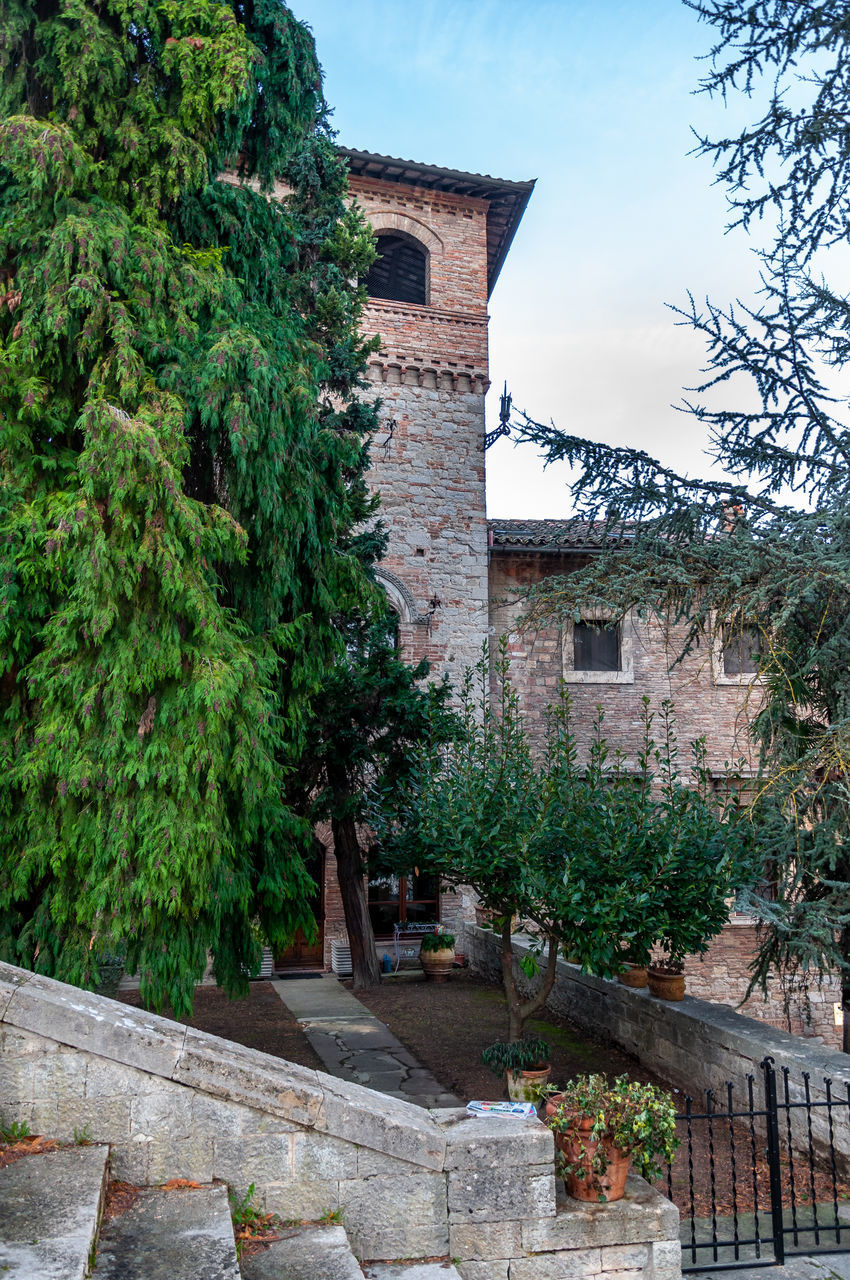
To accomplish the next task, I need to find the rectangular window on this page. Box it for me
[367,871,439,936]
[573,621,620,672]
[722,624,761,676]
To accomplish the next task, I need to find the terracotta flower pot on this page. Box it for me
[506,1065,551,1102]
[618,963,648,989]
[544,1106,631,1203]
[420,946,455,982]
[647,966,685,1001]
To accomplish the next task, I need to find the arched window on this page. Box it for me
[366,232,428,306]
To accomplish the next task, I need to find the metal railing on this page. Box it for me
[667,1057,850,1271]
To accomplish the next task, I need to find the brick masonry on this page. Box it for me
[488,550,842,1046]
[0,962,681,1279]
[315,154,836,1047]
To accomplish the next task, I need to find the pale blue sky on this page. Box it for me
[296,1,760,516]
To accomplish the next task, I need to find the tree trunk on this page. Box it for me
[331,811,381,991]
[501,917,559,1042]
[841,929,850,1056]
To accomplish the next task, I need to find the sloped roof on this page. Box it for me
[488,519,636,550]
[338,147,535,297]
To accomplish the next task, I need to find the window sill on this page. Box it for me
[562,670,635,685]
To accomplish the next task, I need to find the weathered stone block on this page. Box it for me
[0,961,32,1020]
[510,1249,602,1280]
[32,1048,89,1101]
[5,972,185,1077]
[599,1243,651,1272]
[646,1237,682,1280]
[338,1172,448,1260]
[448,1167,555,1224]
[107,1137,151,1185]
[262,1176,340,1222]
[356,1145,422,1177]
[0,1025,50,1058]
[146,1134,214,1185]
[449,1218,522,1261]
[315,1071,445,1170]
[213,1133,292,1189]
[292,1131,357,1180]
[173,1029,323,1127]
[193,1092,298,1138]
[456,1262,509,1280]
[85,1056,157,1099]
[131,1081,194,1139]
[523,1177,679,1252]
[36,1096,132,1145]
[0,1053,34,1104]
[441,1111,553,1169]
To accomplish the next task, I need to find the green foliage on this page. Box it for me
[228,1182,264,1233]
[0,2,379,1013]
[419,929,455,953]
[0,1116,31,1142]
[293,604,457,989]
[545,1074,679,1189]
[481,1036,550,1076]
[512,2,850,1030]
[373,642,754,1038]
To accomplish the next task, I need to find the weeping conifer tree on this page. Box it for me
[513,2,850,1046]
[0,0,380,1013]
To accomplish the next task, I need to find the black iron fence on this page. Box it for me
[666,1057,850,1272]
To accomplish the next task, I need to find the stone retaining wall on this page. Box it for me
[465,927,850,1174]
[0,961,680,1279]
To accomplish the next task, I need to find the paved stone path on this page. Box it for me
[271,974,461,1109]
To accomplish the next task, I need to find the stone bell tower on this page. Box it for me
[341,148,533,688]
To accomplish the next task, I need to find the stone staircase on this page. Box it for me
[0,1144,462,1280]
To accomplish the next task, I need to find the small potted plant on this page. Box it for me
[482,1036,551,1101]
[419,928,455,982]
[544,1074,679,1204]
[617,941,651,989]
[646,953,685,1000]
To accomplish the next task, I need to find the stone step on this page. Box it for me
[240,1224,364,1280]
[0,1144,109,1279]
[90,1183,239,1280]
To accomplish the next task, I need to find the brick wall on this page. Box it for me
[489,550,758,772]
[487,550,842,1046]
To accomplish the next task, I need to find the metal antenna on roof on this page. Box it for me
[485,383,512,450]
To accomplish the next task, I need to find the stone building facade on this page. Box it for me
[288,147,841,1047]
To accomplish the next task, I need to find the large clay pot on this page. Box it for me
[618,963,648,989]
[647,966,685,1001]
[506,1065,551,1102]
[420,945,455,982]
[545,1106,631,1203]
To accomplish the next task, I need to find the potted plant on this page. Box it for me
[646,954,685,1000]
[544,1074,679,1204]
[481,1036,551,1101]
[419,928,455,982]
[617,941,651,989]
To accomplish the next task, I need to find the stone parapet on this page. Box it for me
[465,926,850,1175]
[0,961,681,1277]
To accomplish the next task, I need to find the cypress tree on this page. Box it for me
[0,0,379,1013]
[514,1,850,1045]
